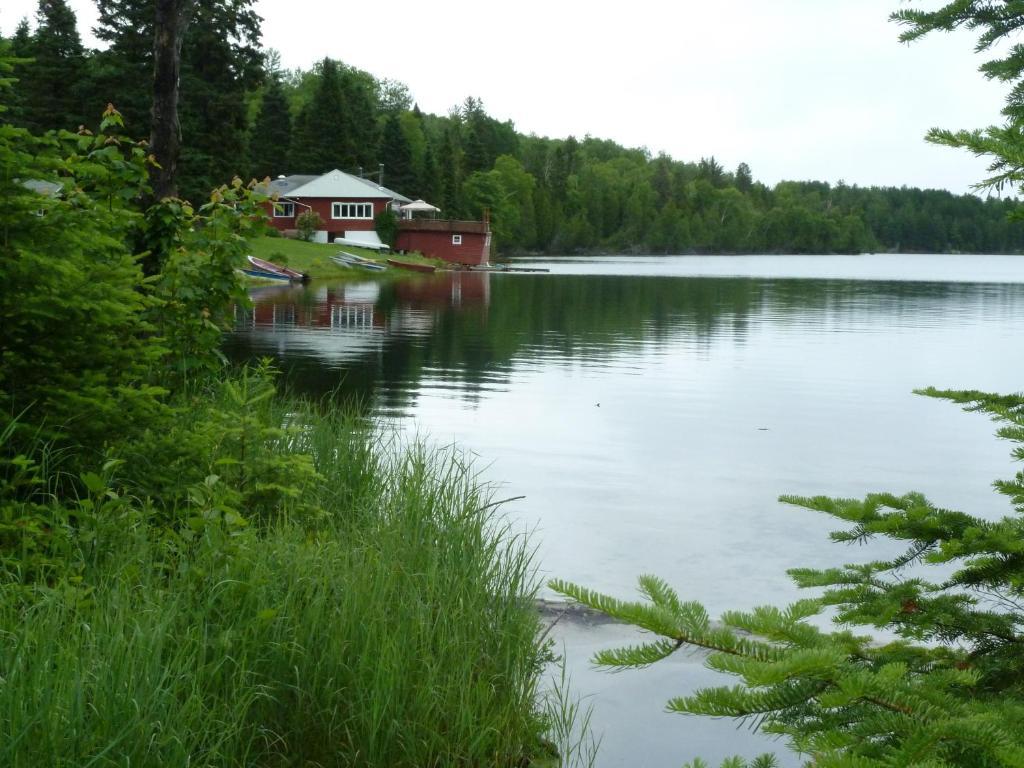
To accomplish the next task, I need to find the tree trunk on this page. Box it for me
[149,0,192,201]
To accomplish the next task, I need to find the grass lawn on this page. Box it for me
[246,236,377,278]
[245,236,446,279]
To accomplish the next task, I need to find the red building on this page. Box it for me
[261,169,492,265]
[395,219,491,266]
[261,169,409,248]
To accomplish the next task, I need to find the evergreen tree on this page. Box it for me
[92,0,152,133]
[177,0,262,200]
[378,113,416,196]
[439,126,461,216]
[15,0,87,132]
[249,73,291,180]
[338,64,379,170]
[92,0,262,201]
[697,155,726,187]
[6,19,32,126]
[419,140,440,204]
[399,110,427,191]
[290,58,347,174]
[735,162,753,194]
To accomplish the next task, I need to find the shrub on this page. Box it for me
[296,209,323,241]
[374,208,399,246]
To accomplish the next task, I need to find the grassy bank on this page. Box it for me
[1,370,553,767]
[247,236,443,278]
[248,235,375,278]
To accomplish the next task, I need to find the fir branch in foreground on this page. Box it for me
[550,390,1024,765]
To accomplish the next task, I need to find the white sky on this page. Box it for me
[1,0,1012,195]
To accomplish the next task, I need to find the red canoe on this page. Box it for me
[386,258,436,274]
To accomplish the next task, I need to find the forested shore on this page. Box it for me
[6,1,1023,256]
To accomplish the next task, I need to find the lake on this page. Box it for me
[226,253,1024,767]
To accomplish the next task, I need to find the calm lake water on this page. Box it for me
[226,253,1024,767]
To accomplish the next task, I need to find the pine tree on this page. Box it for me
[378,113,415,196]
[249,74,291,180]
[6,19,32,127]
[290,58,347,174]
[338,64,379,170]
[92,0,262,201]
[91,0,152,133]
[15,0,87,132]
[735,162,753,194]
[438,126,461,217]
[177,0,262,201]
[892,2,1024,192]
[419,140,440,204]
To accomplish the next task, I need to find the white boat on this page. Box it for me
[331,251,387,272]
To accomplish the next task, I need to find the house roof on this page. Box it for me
[351,175,412,204]
[262,175,318,196]
[263,169,411,203]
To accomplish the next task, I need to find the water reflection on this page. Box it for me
[227,270,1024,416]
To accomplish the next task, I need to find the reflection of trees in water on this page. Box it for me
[225,274,1024,412]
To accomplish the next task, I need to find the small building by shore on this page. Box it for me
[396,219,491,266]
[260,170,491,265]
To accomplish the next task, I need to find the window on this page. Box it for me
[331,202,374,219]
[452,234,463,246]
[273,202,295,218]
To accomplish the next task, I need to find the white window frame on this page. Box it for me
[273,201,295,218]
[452,234,463,246]
[331,201,374,220]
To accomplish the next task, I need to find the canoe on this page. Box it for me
[332,251,387,272]
[240,268,292,282]
[247,255,307,281]
[386,258,436,274]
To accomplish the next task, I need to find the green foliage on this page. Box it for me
[893,3,1024,195]
[91,0,263,202]
[374,206,398,246]
[551,388,1024,766]
[0,100,168,453]
[1,394,552,767]
[295,208,322,241]
[290,57,346,174]
[148,178,262,388]
[1,47,555,768]
[9,3,1023,254]
[289,58,380,175]
[379,112,416,194]
[9,0,88,133]
[248,72,291,180]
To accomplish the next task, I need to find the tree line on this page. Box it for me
[6,0,1024,255]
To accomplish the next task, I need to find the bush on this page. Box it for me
[374,208,399,246]
[0,101,169,455]
[296,209,323,241]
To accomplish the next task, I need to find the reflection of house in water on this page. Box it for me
[392,272,490,310]
[233,271,491,365]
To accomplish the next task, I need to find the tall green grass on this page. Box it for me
[1,374,552,767]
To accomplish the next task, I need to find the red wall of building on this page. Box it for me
[265,197,389,238]
[395,230,491,266]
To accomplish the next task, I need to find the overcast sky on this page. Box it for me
[1,0,1012,195]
